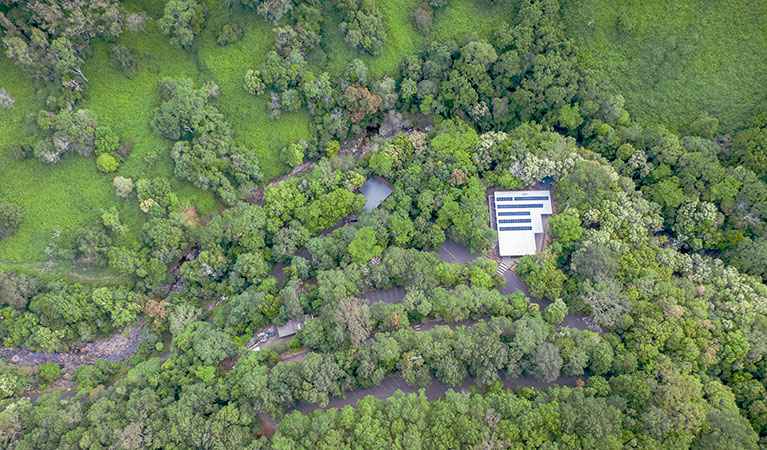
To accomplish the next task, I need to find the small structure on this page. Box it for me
[359,178,392,211]
[277,320,304,338]
[276,314,313,338]
[491,190,552,257]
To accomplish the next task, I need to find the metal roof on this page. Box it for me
[492,190,552,257]
[359,178,392,211]
[277,319,304,338]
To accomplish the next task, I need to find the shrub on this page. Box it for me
[97,154,119,173]
[117,141,134,158]
[144,150,159,165]
[109,44,138,78]
[0,200,24,239]
[38,362,62,384]
[326,140,340,157]
[280,142,305,167]
[113,176,135,198]
[217,23,242,45]
[94,125,119,155]
[158,0,204,50]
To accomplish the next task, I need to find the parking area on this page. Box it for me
[361,287,407,305]
[437,239,479,264]
[245,325,290,351]
[500,269,530,297]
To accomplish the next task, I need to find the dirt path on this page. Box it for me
[0,257,128,283]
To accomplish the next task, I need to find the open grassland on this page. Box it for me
[319,0,518,79]
[197,1,312,180]
[0,53,155,265]
[561,0,767,132]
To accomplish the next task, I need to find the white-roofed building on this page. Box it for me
[492,190,552,257]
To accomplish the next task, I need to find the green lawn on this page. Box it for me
[560,0,767,132]
[0,4,217,264]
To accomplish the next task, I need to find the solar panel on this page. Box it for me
[499,226,534,231]
[495,197,515,202]
[498,219,532,224]
[497,203,543,209]
[497,211,531,216]
[515,196,548,201]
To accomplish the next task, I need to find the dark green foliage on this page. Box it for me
[37,362,61,384]
[2,1,767,448]
[216,23,243,46]
[242,0,295,22]
[726,237,767,280]
[154,78,263,205]
[0,271,40,310]
[109,44,138,78]
[273,0,323,56]
[0,199,24,240]
[158,0,205,50]
[412,3,434,35]
[731,113,767,181]
[337,0,386,56]
[280,142,305,168]
[0,0,127,87]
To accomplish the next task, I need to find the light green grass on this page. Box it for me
[0,52,147,264]
[560,0,767,132]
[318,0,517,79]
[197,1,312,180]
[0,8,219,264]
[83,25,218,245]
[0,0,305,264]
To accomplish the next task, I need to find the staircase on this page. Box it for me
[497,260,511,275]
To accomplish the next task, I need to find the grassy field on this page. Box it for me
[318,0,517,79]
[197,2,312,180]
[0,0,517,265]
[560,0,767,132]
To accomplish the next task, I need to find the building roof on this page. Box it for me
[359,178,392,211]
[277,319,304,338]
[498,229,537,256]
[492,190,552,257]
[276,314,314,338]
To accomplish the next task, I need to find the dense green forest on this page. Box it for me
[1,0,767,448]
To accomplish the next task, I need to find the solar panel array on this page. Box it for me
[498,218,532,224]
[497,203,544,209]
[492,190,553,256]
